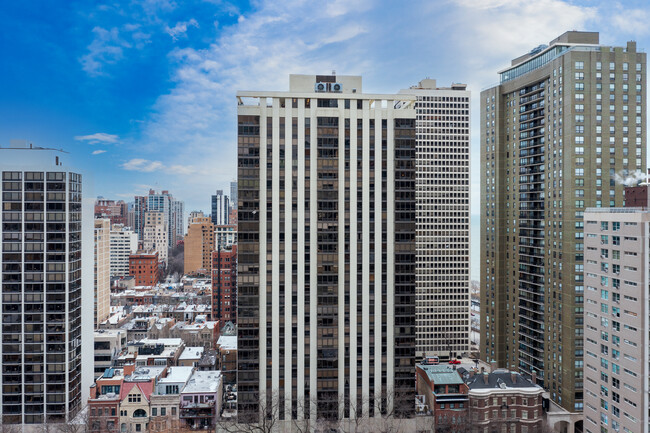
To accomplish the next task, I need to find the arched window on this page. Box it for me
[133,409,147,418]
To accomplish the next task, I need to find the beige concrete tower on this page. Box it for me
[94,218,111,327]
[184,216,215,274]
[143,210,168,264]
[480,31,646,412]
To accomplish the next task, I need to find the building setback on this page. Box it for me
[399,79,471,360]
[0,146,93,427]
[237,74,416,423]
[481,31,646,411]
[583,204,650,433]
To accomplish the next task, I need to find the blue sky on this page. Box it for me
[2,0,650,279]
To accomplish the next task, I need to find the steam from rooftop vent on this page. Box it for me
[614,169,647,187]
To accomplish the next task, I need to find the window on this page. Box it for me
[575,61,584,70]
[161,407,167,416]
[152,408,157,417]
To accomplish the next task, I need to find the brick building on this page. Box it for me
[129,250,160,286]
[95,198,128,225]
[211,245,236,323]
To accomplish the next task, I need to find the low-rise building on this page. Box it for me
[149,366,194,432]
[416,364,468,429]
[178,347,205,367]
[216,335,236,385]
[94,329,127,379]
[465,369,544,432]
[179,370,222,430]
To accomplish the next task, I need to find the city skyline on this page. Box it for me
[2,1,649,226]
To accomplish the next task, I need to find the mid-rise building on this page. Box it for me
[237,74,416,423]
[95,218,111,327]
[399,79,471,361]
[214,224,237,249]
[230,181,238,210]
[0,145,93,426]
[184,216,214,275]
[211,190,229,226]
[583,203,650,433]
[212,245,237,323]
[110,224,138,278]
[481,31,646,411]
[143,210,168,264]
[133,196,147,241]
[129,250,160,286]
[95,198,128,225]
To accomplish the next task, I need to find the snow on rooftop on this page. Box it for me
[182,371,222,394]
[180,346,205,360]
[159,366,194,384]
[217,335,237,351]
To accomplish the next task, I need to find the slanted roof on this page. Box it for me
[120,381,154,402]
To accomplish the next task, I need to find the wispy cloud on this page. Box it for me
[80,27,132,76]
[122,158,164,172]
[92,150,107,155]
[166,19,199,40]
[75,133,119,144]
[121,158,198,175]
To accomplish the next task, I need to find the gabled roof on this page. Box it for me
[120,381,154,402]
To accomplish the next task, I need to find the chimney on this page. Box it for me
[483,372,489,385]
[89,383,97,399]
[511,371,517,384]
[469,369,475,378]
[490,360,497,372]
[531,370,537,385]
[124,363,135,377]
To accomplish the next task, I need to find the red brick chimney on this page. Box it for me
[123,363,135,377]
[89,383,97,399]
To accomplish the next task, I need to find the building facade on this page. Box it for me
[183,216,214,275]
[129,251,160,286]
[95,218,111,328]
[0,146,93,426]
[399,79,471,361]
[211,245,237,323]
[110,223,138,278]
[95,199,128,226]
[230,181,237,211]
[583,206,650,433]
[237,74,416,423]
[133,196,147,242]
[143,211,168,265]
[480,31,646,411]
[211,190,229,226]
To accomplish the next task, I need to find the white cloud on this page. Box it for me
[611,8,650,35]
[122,158,164,172]
[92,150,107,155]
[75,133,119,144]
[166,19,199,41]
[121,158,198,175]
[80,27,132,76]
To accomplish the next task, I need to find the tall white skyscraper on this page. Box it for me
[399,80,471,360]
[230,181,238,210]
[211,190,229,226]
[0,145,93,427]
[237,74,416,424]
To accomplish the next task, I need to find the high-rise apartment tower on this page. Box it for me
[400,79,471,360]
[211,190,229,226]
[583,200,650,433]
[0,145,93,426]
[480,31,646,412]
[237,74,416,424]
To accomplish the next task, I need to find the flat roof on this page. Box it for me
[217,335,237,351]
[418,365,464,386]
[179,347,205,360]
[182,371,222,394]
[159,366,194,384]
